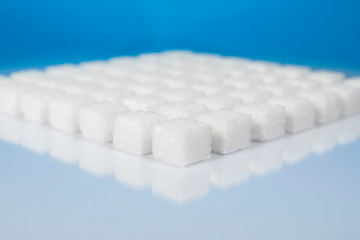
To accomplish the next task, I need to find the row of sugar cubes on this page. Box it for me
[1,50,360,167]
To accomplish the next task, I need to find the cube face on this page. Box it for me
[79,103,128,143]
[325,85,360,117]
[21,90,63,124]
[268,97,315,133]
[157,102,208,120]
[113,112,166,155]
[0,83,35,116]
[235,104,285,141]
[298,91,341,124]
[198,111,251,154]
[49,95,95,132]
[152,119,212,167]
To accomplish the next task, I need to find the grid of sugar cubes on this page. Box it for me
[0,50,360,167]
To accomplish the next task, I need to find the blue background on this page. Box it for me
[0,0,359,70]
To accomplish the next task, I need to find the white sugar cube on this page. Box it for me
[268,97,315,133]
[194,95,241,111]
[79,103,128,143]
[122,96,167,111]
[197,110,251,154]
[90,89,133,103]
[10,69,44,85]
[158,89,203,103]
[228,89,272,104]
[257,84,298,97]
[152,119,212,167]
[49,95,96,132]
[325,85,360,116]
[345,77,360,89]
[113,112,166,155]
[298,90,341,124]
[235,104,285,141]
[0,83,36,116]
[308,70,345,85]
[20,89,63,124]
[157,102,208,120]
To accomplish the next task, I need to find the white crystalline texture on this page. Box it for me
[49,95,96,132]
[113,112,166,155]
[197,110,251,154]
[268,97,315,133]
[20,89,63,124]
[298,90,341,124]
[90,89,133,103]
[152,119,212,167]
[235,104,285,141]
[325,85,360,117]
[1,51,360,164]
[307,70,345,86]
[122,96,167,111]
[228,89,272,104]
[194,95,241,111]
[157,102,208,120]
[345,78,360,89]
[0,83,36,116]
[79,103,128,143]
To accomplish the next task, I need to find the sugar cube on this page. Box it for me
[235,104,285,141]
[268,96,315,133]
[194,95,241,111]
[298,90,341,124]
[197,110,251,154]
[157,102,208,120]
[20,89,63,124]
[79,103,128,143]
[122,96,167,111]
[0,83,36,116]
[113,112,166,155]
[152,119,212,167]
[49,95,96,132]
[325,85,360,116]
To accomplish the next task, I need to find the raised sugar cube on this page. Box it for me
[122,96,167,111]
[79,103,128,143]
[49,95,96,132]
[268,96,315,133]
[235,104,285,141]
[152,119,212,167]
[325,85,360,116]
[0,83,36,116]
[298,90,341,124]
[197,110,251,154]
[20,89,63,124]
[194,95,241,111]
[113,112,166,155]
[157,102,208,120]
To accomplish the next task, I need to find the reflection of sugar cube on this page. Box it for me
[325,85,360,116]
